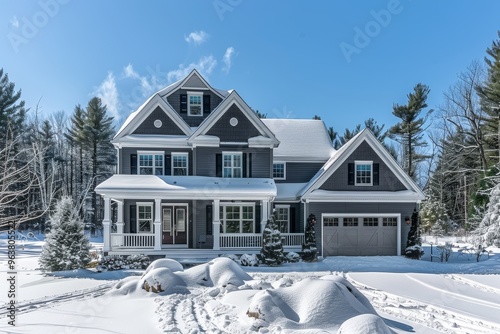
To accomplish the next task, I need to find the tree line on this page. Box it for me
[1,31,499,246]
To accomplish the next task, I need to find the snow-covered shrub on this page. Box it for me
[285,252,301,263]
[338,314,391,334]
[39,196,90,272]
[436,242,453,262]
[260,213,285,266]
[404,245,424,260]
[221,254,239,262]
[474,183,500,247]
[240,254,259,266]
[140,267,186,294]
[97,254,150,272]
[302,214,318,262]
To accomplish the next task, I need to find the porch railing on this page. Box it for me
[110,233,155,248]
[220,233,304,249]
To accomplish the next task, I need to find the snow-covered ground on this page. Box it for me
[1,232,499,333]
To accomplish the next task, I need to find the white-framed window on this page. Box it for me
[343,217,358,226]
[363,217,379,227]
[137,202,153,232]
[275,205,289,233]
[223,152,242,178]
[172,153,189,176]
[138,152,164,175]
[220,203,255,233]
[383,217,398,226]
[188,92,203,116]
[273,162,286,180]
[323,217,339,227]
[355,160,373,186]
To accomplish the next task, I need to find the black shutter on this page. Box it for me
[130,154,137,175]
[348,163,354,185]
[373,163,379,186]
[255,205,261,234]
[216,154,222,177]
[165,154,171,176]
[206,205,213,235]
[248,153,252,178]
[290,207,296,233]
[130,205,137,233]
[203,95,211,114]
[180,94,187,114]
[243,153,247,178]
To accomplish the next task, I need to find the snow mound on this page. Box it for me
[338,313,391,334]
[143,258,184,275]
[140,268,187,294]
[320,274,377,314]
[178,257,252,290]
[246,277,377,331]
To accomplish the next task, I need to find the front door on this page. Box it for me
[162,205,188,245]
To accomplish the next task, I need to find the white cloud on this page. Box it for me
[167,55,217,82]
[222,47,235,73]
[123,63,139,79]
[94,72,120,121]
[10,16,19,29]
[184,30,208,45]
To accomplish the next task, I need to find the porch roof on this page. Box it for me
[95,175,277,200]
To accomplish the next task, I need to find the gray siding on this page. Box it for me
[275,162,324,183]
[183,75,205,88]
[195,147,272,178]
[120,147,193,175]
[320,141,406,191]
[308,202,416,255]
[166,89,223,127]
[193,200,214,249]
[206,104,261,142]
[132,106,185,135]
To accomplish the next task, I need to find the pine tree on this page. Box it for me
[389,84,432,180]
[260,213,285,266]
[39,196,91,271]
[0,68,27,147]
[405,209,424,259]
[301,214,318,262]
[475,183,500,247]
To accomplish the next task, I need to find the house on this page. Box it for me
[95,69,425,258]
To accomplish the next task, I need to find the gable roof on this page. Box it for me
[157,69,228,100]
[262,119,335,162]
[113,94,193,142]
[188,90,279,147]
[301,128,425,201]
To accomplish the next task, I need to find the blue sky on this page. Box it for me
[1,0,499,135]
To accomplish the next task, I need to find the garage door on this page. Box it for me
[322,215,398,256]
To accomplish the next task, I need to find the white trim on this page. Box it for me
[273,161,286,180]
[161,203,189,245]
[320,213,401,256]
[137,152,165,175]
[219,202,256,234]
[274,204,290,233]
[222,151,243,178]
[171,152,189,176]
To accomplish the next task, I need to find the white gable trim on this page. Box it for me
[113,94,192,142]
[188,90,279,147]
[301,129,425,201]
[160,69,226,100]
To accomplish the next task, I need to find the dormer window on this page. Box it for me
[188,92,203,116]
[355,161,373,186]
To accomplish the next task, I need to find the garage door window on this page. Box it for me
[383,217,398,226]
[323,217,339,227]
[363,217,379,226]
[343,218,358,226]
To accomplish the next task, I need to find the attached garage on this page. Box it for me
[322,214,401,256]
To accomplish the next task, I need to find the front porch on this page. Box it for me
[107,232,304,253]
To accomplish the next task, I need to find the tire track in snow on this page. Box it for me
[444,274,500,295]
[348,278,500,334]
[0,282,114,318]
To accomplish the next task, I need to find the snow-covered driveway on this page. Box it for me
[348,272,500,333]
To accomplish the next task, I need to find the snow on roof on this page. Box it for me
[112,134,190,148]
[262,119,335,162]
[275,183,308,201]
[304,189,423,202]
[95,175,276,200]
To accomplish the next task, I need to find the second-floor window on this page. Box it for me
[273,162,286,179]
[172,153,188,176]
[355,161,372,186]
[223,152,242,178]
[139,152,164,175]
[188,93,203,116]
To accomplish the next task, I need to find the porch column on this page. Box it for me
[116,200,124,234]
[261,200,269,231]
[154,199,162,250]
[213,199,220,250]
[102,197,111,252]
